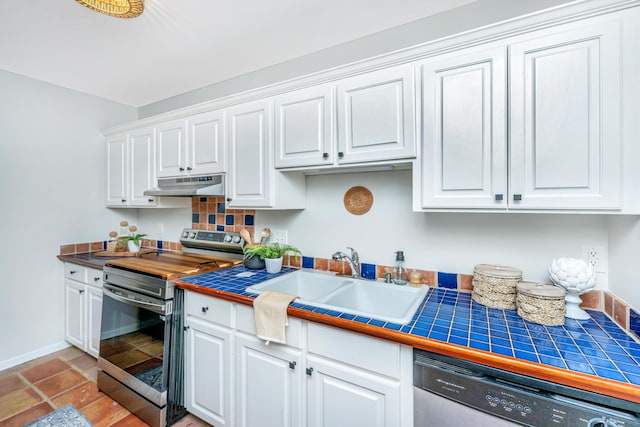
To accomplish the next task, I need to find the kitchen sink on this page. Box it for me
[246,269,428,324]
[246,269,351,300]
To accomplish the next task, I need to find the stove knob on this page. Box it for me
[232,236,241,244]
[182,231,189,238]
[189,232,196,239]
[224,235,232,242]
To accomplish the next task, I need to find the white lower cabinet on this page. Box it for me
[184,293,234,427]
[306,323,412,427]
[185,317,233,426]
[235,333,303,427]
[63,264,103,358]
[184,291,413,427]
[306,355,400,427]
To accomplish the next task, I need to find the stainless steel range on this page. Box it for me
[98,229,244,427]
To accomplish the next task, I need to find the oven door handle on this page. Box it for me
[103,284,167,315]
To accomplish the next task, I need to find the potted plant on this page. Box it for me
[243,243,301,273]
[120,233,148,253]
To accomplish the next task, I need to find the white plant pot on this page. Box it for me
[127,241,141,253]
[265,257,283,274]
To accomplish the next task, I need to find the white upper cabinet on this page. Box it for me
[105,134,128,206]
[227,99,273,207]
[274,85,334,168]
[419,45,507,209]
[106,130,189,208]
[156,119,187,178]
[227,99,305,209]
[106,128,157,207]
[337,64,416,164]
[508,20,621,210]
[157,110,225,178]
[189,110,226,175]
[128,127,157,206]
[416,17,622,212]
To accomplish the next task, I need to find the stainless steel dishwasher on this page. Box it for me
[414,349,640,427]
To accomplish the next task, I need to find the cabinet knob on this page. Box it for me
[495,194,503,201]
[70,270,77,275]
[338,152,344,158]
[183,325,190,331]
[289,361,296,370]
[179,167,185,171]
[513,194,522,201]
[79,289,85,294]
[226,197,232,202]
[306,367,314,376]
[94,277,100,282]
[121,199,127,203]
[187,166,193,171]
[201,306,209,313]
[148,198,155,203]
[322,152,329,159]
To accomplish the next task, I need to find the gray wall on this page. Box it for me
[139,0,577,118]
[0,70,138,368]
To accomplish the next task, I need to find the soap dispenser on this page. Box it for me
[393,251,408,285]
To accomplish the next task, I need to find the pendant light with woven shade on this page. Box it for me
[75,0,144,18]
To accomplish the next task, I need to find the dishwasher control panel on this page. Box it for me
[414,351,640,427]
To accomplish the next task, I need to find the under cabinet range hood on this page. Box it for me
[144,174,225,197]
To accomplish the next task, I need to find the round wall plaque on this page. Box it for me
[343,186,373,215]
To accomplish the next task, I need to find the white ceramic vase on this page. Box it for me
[127,240,141,253]
[265,257,283,273]
[548,257,596,320]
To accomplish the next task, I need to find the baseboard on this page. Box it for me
[0,341,71,372]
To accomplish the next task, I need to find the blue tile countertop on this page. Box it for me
[179,266,640,403]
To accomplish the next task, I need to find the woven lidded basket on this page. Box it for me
[472,264,522,310]
[516,281,566,326]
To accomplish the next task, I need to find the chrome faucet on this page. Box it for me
[332,247,360,278]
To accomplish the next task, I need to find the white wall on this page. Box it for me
[258,170,610,287]
[607,216,640,310]
[139,0,577,118]
[0,70,137,369]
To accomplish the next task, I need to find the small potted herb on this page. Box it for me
[120,233,148,253]
[243,243,301,273]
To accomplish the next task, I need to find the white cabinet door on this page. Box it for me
[235,333,303,427]
[337,65,416,164]
[156,119,187,178]
[420,46,507,209]
[189,110,226,175]
[86,268,103,358]
[185,317,233,427]
[274,85,334,168]
[64,279,85,350]
[307,354,401,427]
[105,134,128,207]
[86,285,102,358]
[227,99,273,207]
[128,127,157,206]
[509,20,621,210]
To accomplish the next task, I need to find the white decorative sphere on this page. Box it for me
[548,257,596,294]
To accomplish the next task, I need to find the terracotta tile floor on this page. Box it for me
[0,347,212,427]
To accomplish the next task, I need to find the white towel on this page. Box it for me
[253,290,298,345]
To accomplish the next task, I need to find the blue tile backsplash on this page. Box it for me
[180,267,640,387]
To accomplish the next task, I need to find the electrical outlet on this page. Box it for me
[270,229,288,244]
[581,245,607,273]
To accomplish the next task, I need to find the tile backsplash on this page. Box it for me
[190,196,256,237]
[59,197,639,341]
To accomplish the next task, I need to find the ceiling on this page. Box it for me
[0,0,476,107]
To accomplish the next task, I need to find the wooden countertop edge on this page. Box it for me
[57,254,105,270]
[178,281,640,404]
